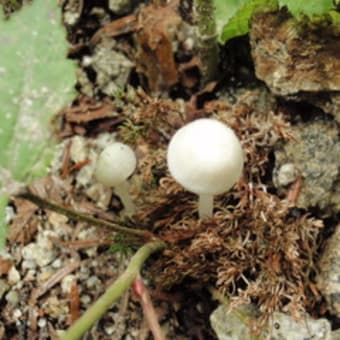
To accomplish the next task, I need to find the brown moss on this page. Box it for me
[61,86,323,328]
[117,87,325,327]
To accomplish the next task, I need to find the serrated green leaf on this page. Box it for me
[0,0,76,246]
[219,0,277,43]
[278,0,334,17]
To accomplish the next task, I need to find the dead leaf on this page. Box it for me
[135,1,181,92]
[8,199,38,244]
[60,96,116,123]
[91,14,139,45]
[0,259,12,276]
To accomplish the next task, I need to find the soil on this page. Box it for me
[1,1,339,339]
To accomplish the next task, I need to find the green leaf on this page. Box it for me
[0,0,76,245]
[278,0,334,17]
[219,0,277,43]
[215,0,248,37]
[216,0,336,43]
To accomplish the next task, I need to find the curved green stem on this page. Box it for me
[60,240,166,340]
[19,191,153,240]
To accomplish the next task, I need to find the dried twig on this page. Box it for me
[133,275,166,340]
[19,191,155,241]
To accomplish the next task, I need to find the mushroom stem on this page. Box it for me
[198,194,213,219]
[115,180,135,216]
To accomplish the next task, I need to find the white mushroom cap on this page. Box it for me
[95,142,137,187]
[167,118,244,195]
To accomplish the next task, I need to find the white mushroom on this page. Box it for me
[95,142,137,216]
[167,118,244,219]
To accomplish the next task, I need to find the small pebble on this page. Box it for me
[80,294,91,305]
[51,258,62,269]
[38,269,54,283]
[104,324,115,335]
[8,266,20,284]
[5,290,19,306]
[22,259,37,270]
[61,275,77,294]
[13,309,22,319]
[38,318,47,328]
[86,276,101,289]
[277,163,296,186]
[70,135,87,163]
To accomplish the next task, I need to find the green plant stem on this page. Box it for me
[19,191,154,241]
[195,0,219,83]
[60,240,166,340]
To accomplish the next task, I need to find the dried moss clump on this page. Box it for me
[62,87,324,328]
[117,88,324,328]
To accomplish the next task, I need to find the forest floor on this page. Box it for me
[1,1,339,339]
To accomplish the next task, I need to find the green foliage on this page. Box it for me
[218,0,277,43]
[278,0,334,17]
[109,233,137,258]
[0,0,76,246]
[215,0,338,43]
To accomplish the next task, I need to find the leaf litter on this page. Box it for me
[1,0,340,339]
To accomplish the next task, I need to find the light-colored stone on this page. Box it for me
[7,266,20,284]
[91,38,134,96]
[211,304,332,340]
[210,304,257,340]
[317,224,340,317]
[109,0,135,15]
[265,312,331,340]
[61,275,77,295]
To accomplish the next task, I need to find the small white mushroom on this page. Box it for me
[167,118,244,219]
[95,142,137,216]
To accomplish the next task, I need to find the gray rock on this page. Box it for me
[210,304,258,340]
[265,312,331,340]
[250,12,340,123]
[274,163,297,187]
[63,0,83,26]
[317,224,340,317]
[90,39,134,96]
[250,12,340,96]
[273,119,340,215]
[109,0,136,15]
[210,304,332,340]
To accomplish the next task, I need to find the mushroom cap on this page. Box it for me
[167,118,244,195]
[95,142,137,187]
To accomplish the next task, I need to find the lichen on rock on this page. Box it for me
[88,38,134,96]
